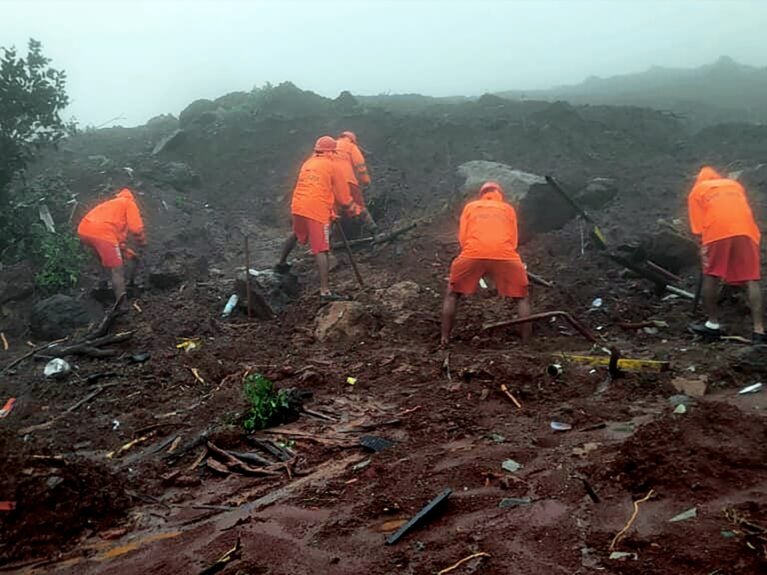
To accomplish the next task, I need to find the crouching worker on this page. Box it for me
[276,136,362,301]
[441,181,531,345]
[77,187,146,307]
[687,166,764,343]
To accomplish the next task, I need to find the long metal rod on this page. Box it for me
[333,220,365,287]
[244,235,253,319]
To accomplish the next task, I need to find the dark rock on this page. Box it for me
[152,129,186,155]
[577,177,618,209]
[315,301,376,342]
[234,269,300,319]
[179,98,218,128]
[0,263,34,305]
[642,229,699,273]
[30,295,91,340]
[731,345,767,374]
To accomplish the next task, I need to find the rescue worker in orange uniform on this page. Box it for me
[441,181,531,345]
[276,136,362,301]
[687,166,765,342]
[336,131,377,232]
[77,188,146,306]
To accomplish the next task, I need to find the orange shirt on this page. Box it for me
[688,166,760,246]
[336,136,371,186]
[78,189,145,245]
[291,153,354,224]
[458,190,521,261]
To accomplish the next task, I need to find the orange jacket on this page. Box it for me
[291,153,355,224]
[78,189,146,245]
[688,166,760,246]
[336,135,371,186]
[458,189,521,261]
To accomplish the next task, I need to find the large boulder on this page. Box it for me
[457,161,616,242]
[234,269,300,319]
[179,98,218,128]
[0,263,34,305]
[144,161,200,189]
[30,295,91,340]
[315,302,376,342]
[641,228,699,273]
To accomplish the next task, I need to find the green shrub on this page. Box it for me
[242,373,290,432]
[30,224,83,292]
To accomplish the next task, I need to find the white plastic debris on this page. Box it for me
[550,421,572,432]
[501,459,523,473]
[479,278,488,289]
[669,507,697,522]
[591,298,603,308]
[44,358,71,379]
[673,404,687,414]
[221,294,239,317]
[738,383,763,395]
[609,551,638,560]
[112,419,120,430]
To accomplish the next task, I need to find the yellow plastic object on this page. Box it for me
[558,354,670,372]
[347,376,357,385]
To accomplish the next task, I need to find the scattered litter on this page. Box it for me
[346,376,358,385]
[359,435,394,453]
[0,398,16,418]
[107,433,154,459]
[199,535,241,575]
[479,278,488,289]
[550,421,572,432]
[221,294,239,318]
[44,358,71,379]
[669,507,697,522]
[487,433,505,444]
[738,383,763,395]
[609,551,638,561]
[721,530,736,539]
[385,488,452,545]
[352,458,371,472]
[129,352,151,363]
[436,551,491,574]
[591,298,603,308]
[668,394,695,407]
[176,338,201,353]
[498,497,532,508]
[189,367,205,384]
[643,327,659,335]
[572,442,600,457]
[0,501,16,512]
[112,419,120,430]
[547,363,564,377]
[673,404,687,414]
[0,332,8,351]
[501,459,523,473]
[132,301,142,313]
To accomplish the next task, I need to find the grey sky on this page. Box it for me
[2,0,766,127]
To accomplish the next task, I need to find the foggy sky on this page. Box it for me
[2,0,766,127]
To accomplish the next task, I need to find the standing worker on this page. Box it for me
[276,136,362,301]
[77,187,146,307]
[336,131,377,232]
[441,181,531,345]
[688,166,765,342]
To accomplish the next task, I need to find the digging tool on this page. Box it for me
[545,176,608,249]
[557,354,670,372]
[483,310,599,344]
[333,220,365,287]
[244,234,253,319]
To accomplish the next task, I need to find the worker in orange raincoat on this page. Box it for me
[441,181,531,345]
[276,136,362,301]
[77,188,146,306]
[336,131,378,232]
[687,166,764,343]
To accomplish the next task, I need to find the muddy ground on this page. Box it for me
[1,92,767,574]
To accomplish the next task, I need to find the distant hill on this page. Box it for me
[496,56,767,127]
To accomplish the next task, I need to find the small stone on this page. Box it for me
[501,459,522,473]
[499,497,532,508]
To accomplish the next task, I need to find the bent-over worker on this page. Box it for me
[688,166,765,343]
[77,188,146,307]
[276,136,362,301]
[336,131,377,232]
[441,181,531,345]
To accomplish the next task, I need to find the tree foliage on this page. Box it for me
[0,39,69,194]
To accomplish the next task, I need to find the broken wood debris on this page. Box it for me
[483,310,598,343]
[499,384,523,410]
[386,488,452,545]
[206,441,279,476]
[107,433,155,459]
[0,332,8,351]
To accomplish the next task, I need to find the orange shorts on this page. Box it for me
[79,234,123,268]
[703,235,761,284]
[293,215,330,254]
[448,256,529,297]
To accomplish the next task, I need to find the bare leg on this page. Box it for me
[747,281,764,333]
[702,275,720,324]
[441,291,460,345]
[516,295,532,343]
[316,251,330,295]
[278,233,298,265]
[110,265,127,303]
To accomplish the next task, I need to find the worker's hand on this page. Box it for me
[345,201,362,217]
[135,231,147,247]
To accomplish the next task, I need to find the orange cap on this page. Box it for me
[479,181,504,197]
[695,166,722,185]
[314,136,337,152]
[340,131,357,144]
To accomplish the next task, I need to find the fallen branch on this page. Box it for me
[49,331,134,357]
[610,489,656,550]
[2,337,68,373]
[207,441,279,476]
[437,552,491,575]
[527,272,553,288]
[67,382,121,413]
[87,294,127,339]
[199,535,242,575]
